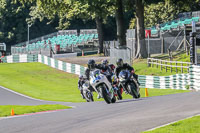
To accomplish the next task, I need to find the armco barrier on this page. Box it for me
[0,54,196,90]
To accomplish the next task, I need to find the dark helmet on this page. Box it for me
[88,59,95,70]
[79,75,83,79]
[109,64,115,70]
[102,59,109,65]
[116,58,123,67]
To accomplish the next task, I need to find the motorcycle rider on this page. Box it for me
[85,59,111,80]
[101,59,119,93]
[78,75,85,99]
[101,59,116,73]
[85,59,113,99]
[115,58,140,85]
[100,59,113,83]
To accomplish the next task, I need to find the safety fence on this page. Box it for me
[139,74,189,90]
[38,54,86,76]
[147,58,191,73]
[189,65,200,90]
[1,54,200,91]
[1,54,38,63]
[1,54,86,76]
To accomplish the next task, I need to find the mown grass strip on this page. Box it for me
[0,104,71,117]
[0,62,82,102]
[143,115,200,133]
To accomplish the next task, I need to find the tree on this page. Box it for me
[0,0,58,49]
[135,0,147,58]
[0,0,29,45]
[130,0,200,58]
[144,2,179,28]
[17,0,114,53]
[115,0,126,46]
[164,0,200,12]
[81,0,114,53]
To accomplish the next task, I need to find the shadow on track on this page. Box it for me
[115,98,147,104]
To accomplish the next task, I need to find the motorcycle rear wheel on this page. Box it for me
[111,96,116,103]
[117,89,123,100]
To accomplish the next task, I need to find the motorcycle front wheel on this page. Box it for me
[128,82,140,99]
[87,91,94,102]
[100,86,112,104]
[84,91,94,102]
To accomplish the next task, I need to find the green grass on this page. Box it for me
[143,115,200,133]
[0,104,71,117]
[0,62,82,102]
[0,62,189,102]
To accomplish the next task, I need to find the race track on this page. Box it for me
[0,86,200,133]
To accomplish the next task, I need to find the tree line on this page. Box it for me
[0,0,199,57]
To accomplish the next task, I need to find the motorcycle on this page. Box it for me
[111,74,123,100]
[90,69,116,104]
[82,81,94,102]
[101,69,122,100]
[118,70,140,99]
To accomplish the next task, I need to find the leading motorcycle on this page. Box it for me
[90,69,116,104]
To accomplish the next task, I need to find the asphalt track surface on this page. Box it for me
[0,86,200,133]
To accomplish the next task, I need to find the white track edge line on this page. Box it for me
[0,107,76,120]
[0,85,45,102]
[146,114,200,131]
[0,109,64,120]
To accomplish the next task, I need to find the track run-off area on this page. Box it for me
[0,86,200,133]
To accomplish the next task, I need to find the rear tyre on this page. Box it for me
[117,89,123,100]
[111,96,116,103]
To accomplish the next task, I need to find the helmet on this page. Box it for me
[116,58,123,67]
[102,59,109,66]
[88,59,95,70]
[109,64,115,71]
[79,75,83,79]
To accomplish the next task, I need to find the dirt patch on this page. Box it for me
[58,56,110,65]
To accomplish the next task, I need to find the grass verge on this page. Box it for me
[0,104,71,117]
[143,115,200,133]
[133,52,190,76]
[0,62,189,102]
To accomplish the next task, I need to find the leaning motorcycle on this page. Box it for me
[118,70,140,99]
[111,74,123,100]
[90,69,116,104]
[82,81,94,102]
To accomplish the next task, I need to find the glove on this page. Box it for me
[131,70,135,73]
[117,78,119,82]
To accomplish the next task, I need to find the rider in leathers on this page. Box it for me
[85,59,113,98]
[78,75,85,99]
[115,58,139,85]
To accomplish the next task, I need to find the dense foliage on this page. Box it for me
[0,0,199,54]
[130,0,200,28]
